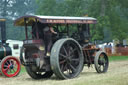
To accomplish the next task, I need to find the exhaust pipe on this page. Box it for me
[0,18,6,44]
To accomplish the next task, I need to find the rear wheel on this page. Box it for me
[0,56,21,77]
[50,38,84,79]
[25,66,53,79]
[94,51,109,73]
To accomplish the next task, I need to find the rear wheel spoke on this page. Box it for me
[71,58,79,62]
[69,63,76,72]
[60,64,64,72]
[70,48,77,56]
[59,53,67,58]
[59,60,66,64]
[63,63,68,72]
[63,46,68,56]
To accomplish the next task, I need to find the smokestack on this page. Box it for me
[0,18,6,44]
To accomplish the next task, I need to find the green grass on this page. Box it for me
[20,65,26,74]
[109,56,128,61]
[20,56,128,73]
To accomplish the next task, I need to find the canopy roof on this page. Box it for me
[14,15,97,26]
[0,19,6,21]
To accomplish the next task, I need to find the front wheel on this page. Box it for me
[94,51,109,73]
[0,56,21,77]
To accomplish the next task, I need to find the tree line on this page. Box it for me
[0,0,128,43]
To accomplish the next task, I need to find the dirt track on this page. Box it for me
[0,60,128,85]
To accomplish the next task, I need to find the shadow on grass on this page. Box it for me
[24,71,99,81]
[24,75,63,81]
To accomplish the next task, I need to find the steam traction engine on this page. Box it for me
[14,15,109,79]
[0,18,20,77]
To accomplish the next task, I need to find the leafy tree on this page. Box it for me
[0,0,37,40]
[36,0,88,16]
[0,0,127,41]
[37,0,57,16]
[89,0,128,42]
[63,0,88,16]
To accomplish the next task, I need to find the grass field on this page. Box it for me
[0,56,128,85]
[19,56,128,73]
[109,56,128,61]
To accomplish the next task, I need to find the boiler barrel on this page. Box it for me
[0,45,12,59]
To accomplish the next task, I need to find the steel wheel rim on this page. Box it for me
[1,57,20,77]
[59,41,81,78]
[98,53,108,72]
[51,38,84,79]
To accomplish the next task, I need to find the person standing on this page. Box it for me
[43,25,57,57]
[40,25,57,68]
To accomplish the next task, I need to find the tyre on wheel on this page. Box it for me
[0,56,21,77]
[25,66,53,79]
[50,38,84,79]
[94,51,109,73]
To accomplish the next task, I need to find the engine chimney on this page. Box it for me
[0,18,6,44]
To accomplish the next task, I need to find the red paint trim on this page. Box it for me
[1,57,20,77]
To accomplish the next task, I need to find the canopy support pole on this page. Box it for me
[24,18,28,40]
[35,19,39,39]
[66,24,69,37]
